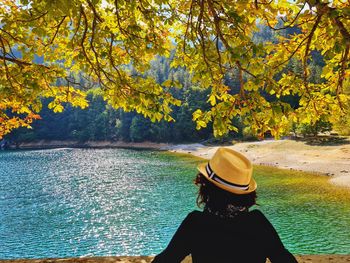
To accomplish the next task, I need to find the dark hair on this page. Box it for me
[194,173,257,210]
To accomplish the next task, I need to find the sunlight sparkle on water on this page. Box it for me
[0,148,349,259]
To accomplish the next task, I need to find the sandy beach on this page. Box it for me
[15,138,350,188]
[163,139,350,189]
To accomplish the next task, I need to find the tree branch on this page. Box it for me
[0,54,32,67]
[49,16,67,45]
[86,0,103,22]
[303,13,323,84]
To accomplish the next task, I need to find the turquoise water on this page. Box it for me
[0,148,349,259]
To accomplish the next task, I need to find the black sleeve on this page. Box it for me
[254,210,298,263]
[152,212,196,263]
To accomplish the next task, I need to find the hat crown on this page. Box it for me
[209,148,252,186]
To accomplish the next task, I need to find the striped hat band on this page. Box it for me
[206,163,250,191]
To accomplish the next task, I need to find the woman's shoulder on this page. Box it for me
[246,209,277,232]
[185,209,270,224]
[183,210,210,223]
[186,209,266,218]
[183,210,274,235]
[249,209,266,217]
[186,210,203,219]
[247,209,270,222]
[176,210,203,229]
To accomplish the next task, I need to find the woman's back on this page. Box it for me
[153,210,297,263]
[153,148,297,263]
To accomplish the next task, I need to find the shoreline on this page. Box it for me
[6,140,171,151]
[162,140,350,189]
[5,139,350,188]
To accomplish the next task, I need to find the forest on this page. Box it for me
[1,1,350,143]
[6,55,215,143]
[1,1,350,142]
[5,24,345,144]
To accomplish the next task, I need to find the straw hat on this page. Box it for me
[197,147,257,194]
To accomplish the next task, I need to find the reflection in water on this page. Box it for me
[0,149,349,259]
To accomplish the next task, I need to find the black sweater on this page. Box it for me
[153,210,298,263]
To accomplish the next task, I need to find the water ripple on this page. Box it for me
[0,148,350,259]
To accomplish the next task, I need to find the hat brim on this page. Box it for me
[197,162,257,195]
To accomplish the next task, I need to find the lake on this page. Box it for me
[0,148,349,259]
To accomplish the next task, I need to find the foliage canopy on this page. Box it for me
[0,0,349,139]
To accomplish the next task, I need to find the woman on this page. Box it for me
[153,147,297,263]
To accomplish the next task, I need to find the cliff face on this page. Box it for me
[1,255,350,263]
